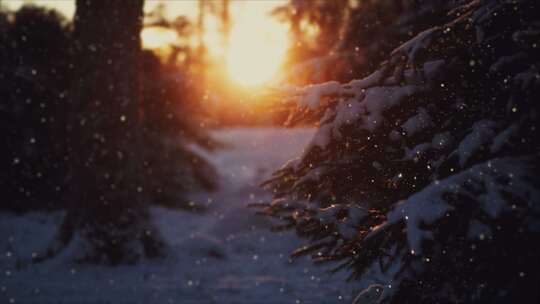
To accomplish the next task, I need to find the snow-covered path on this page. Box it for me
[0,128,355,304]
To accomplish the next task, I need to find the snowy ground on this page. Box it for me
[0,128,357,304]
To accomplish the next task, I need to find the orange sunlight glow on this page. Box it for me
[141,27,178,50]
[141,1,289,87]
[226,4,289,87]
[3,2,289,87]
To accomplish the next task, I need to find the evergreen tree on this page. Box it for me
[273,0,350,64]
[35,0,164,264]
[140,50,217,210]
[259,0,540,302]
[339,0,454,80]
[276,0,455,85]
[0,6,72,212]
[273,0,351,84]
[1,3,217,215]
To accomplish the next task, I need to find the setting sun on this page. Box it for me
[226,9,288,87]
[139,1,289,87]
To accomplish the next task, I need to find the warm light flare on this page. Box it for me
[226,24,288,87]
[140,1,289,87]
[225,4,289,87]
[141,27,178,50]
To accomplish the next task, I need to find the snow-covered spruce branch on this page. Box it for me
[258,0,540,302]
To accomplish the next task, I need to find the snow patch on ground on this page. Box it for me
[0,128,356,304]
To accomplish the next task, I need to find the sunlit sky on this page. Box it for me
[4,0,289,86]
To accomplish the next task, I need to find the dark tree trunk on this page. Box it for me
[35,0,164,264]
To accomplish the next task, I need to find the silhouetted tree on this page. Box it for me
[272,0,351,86]
[0,5,71,212]
[36,0,164,264]
[275,0,453,85]
[140,50,217,210]
[339,0,453,80]
[273,0,350,65]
